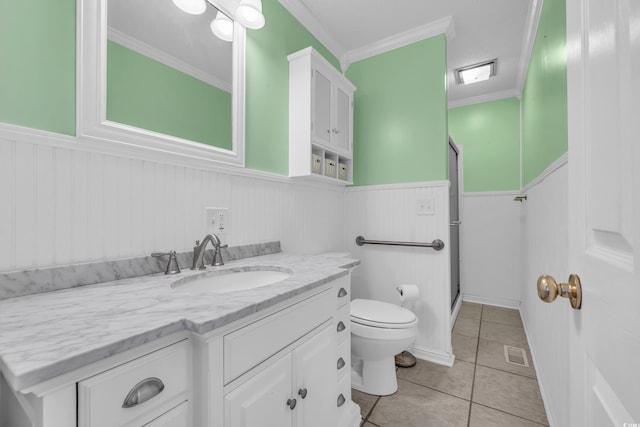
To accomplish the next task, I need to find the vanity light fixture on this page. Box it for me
[211,11,234,42]
[235,0,265,30]
[172,0,265,40]
[172,0,207,15]
[455,59,497,85]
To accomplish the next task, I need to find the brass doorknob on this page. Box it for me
[537,274,582,309]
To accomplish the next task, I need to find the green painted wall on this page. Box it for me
[522,0,567,185]
[244,0,340,175]
[107,41,232,150]
[0,0,75,135]
[346,35,448,186]
[449,97,521,192]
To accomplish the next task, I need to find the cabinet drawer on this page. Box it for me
[143,401,189,427]
[78,340,190,427]
[224,288,333,384]
[336,336,350,381]
[334,302,351,343]
[334,275,350,308]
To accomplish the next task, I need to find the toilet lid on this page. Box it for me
[351,299,417,329]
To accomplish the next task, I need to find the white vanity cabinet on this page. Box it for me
[1,274,360,427]
[288,47,356,184]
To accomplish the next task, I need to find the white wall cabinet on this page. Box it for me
[288,47,356,184]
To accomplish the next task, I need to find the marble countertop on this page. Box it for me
[0,252,359,391]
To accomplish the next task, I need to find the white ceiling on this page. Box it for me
[279,0,541,107]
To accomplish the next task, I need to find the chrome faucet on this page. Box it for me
[191,234,227,269]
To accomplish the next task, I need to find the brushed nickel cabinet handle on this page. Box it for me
[287,398,297,410]
[337,287,348,298]
[337,393,346,407]
[337,357,346,370]
[336,321,346,332]
[122,377,165,408]
[298,388,308,399]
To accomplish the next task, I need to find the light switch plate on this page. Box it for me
[416,198,435,216]
[205,207,229,242]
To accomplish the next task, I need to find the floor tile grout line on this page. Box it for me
[466,304,484,427]
[360,395,381,426]
[397,377,472,403]
[475,361,537,380]
[473,402,550,426]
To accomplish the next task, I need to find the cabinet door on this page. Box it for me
[312,68,332,146]
[334,85,352,154]
[225,354,293,427]
[143,401,189,427]
[293,325,337,427]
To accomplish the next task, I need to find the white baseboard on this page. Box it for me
[519,308,558,427]
[462,294,521,309]
[408,344,455,367]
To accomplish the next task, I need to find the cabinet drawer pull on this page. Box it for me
[298,388,308,399]
[287,398,297,410]
[337,287,348,298]
[336,321,346,332]
[122,377,165,408]
[337,393,346,407]
[337,357,346,370]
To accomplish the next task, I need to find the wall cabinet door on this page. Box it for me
[334,84,352,154]
[312,68,332,147]
[311,66,353,156]
[224,354,293,427]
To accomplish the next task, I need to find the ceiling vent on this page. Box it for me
[455,59,497,85]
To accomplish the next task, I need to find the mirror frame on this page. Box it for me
[78,0,245,166]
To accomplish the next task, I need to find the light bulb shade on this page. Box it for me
[211,12,234,42]
[172,0,206,15]
[235,0,265,30]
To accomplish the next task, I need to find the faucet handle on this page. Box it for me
[151,250,181,275]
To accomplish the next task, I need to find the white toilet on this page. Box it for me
[350,299,418,396]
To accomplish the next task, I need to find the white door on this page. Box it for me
[313,68,332,146]
[293,325,336,427]
[566,0,640,424]
[334,85,352,154]
[224,354,293,427]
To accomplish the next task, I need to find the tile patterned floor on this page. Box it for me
[352,302,549,427]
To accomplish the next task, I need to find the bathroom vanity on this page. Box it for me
[0,252,360,427]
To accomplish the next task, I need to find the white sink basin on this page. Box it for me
[171,269,291,293]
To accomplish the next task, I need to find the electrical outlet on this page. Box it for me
[416,198,435,216]
[205,207,229,242]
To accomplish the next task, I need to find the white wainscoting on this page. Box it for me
[460,191,522,308]
[344,181,454,366]
[519,161,569,427]
[0,127,345,273]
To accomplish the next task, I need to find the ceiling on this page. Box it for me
[279,0,541,107]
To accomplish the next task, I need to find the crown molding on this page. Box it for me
[341,16,455,71]
[516,0,544,93]
[107,27,232,93]
[448,88,520,109]
[277,0,347,64]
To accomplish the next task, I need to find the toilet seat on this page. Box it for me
[351,299,418,329]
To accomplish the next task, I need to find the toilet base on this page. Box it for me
[351,356,399,396]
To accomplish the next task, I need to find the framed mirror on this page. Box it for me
[78,0,245,166]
